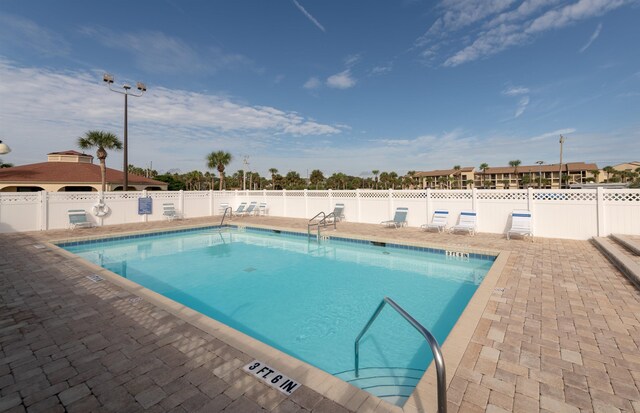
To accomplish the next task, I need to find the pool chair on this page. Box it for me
[68,209,95,229]
[218,202,230,215]
[421,210,449,232]
[381,207,409,228]
[326,203,345,223]
[257,202,268,216]
[507,210,533,241]
[163,203,184,221]
[232,202,247,216]
[450,210,477,235]
[237,201,257,216]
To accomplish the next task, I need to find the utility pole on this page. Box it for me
[559,135,565,188]
[243,156,249,191]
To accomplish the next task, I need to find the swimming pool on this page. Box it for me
[61,226,495,406]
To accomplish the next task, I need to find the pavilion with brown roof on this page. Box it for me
[0,150,167,192]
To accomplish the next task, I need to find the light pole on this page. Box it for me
[0,140,11,155]
[536,160,544,188]
[559,135,565,189]
[103,73,146,191]
[242,156,250,191]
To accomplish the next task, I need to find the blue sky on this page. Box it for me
[0,0,639,177]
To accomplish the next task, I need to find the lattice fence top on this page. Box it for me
[285,191,306,197]
[306,192,330,198]
[0,193,40,204]
[332,191,357,198]
[477,191,527,200]
[533,191,597,201]
[265,191,284,197]
[431,191,472,200]
[392,191,427,199]
[359,191,391,198]
[102,192,144,201]
[183,191,210,199]
[149,192,179,199]
[604,190,640,203]
[48,193,99,202]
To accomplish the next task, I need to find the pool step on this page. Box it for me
[592,236,640,289]
[334,367,423,406]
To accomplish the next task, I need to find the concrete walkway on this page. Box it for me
[1,216,639,412]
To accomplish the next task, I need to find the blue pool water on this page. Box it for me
[62,227,494,405]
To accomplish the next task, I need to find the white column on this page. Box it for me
[389,189,394,218]
[471,187,477,210]
[356,189,361,223]
[179,190,184,217]
[39,191,48,231]
[328,189,333,215]
[304,189,308,218]
[209,190,214,216]
[142,190,148,223]
[283,189,287,217]
[426,188,431,223]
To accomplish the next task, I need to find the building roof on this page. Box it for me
[414,167,474,177]
[481,162,598,174]
[47,150,91,157]
[0,161,166,186]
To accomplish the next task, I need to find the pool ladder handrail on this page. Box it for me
[220,206,233,226]
[307,211,337,239]
[354,297,447,413]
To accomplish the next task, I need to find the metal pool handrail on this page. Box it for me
[220,206,232,225]
[354,297,447,413]
[307,211,336,239]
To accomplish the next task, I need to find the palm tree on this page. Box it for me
[508,160,521,188]
[309,169,325,189]
[372,170,379,189]
[77,130,123,192]
[206,151,232,190]
[269,168,278,189]
[479,163,489,187]
[501,179,510,189]
[590,169,601,183]
[603,166,614,182]
[453,165,461,189]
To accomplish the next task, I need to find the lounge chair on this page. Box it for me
[257,202,268,216]
[237,201,257,216]
[381,207,408,228]
[232,202,247,216]
[68,209,95,229]
[326,203,345,223]
[163,203,183,221]
[219,203,230,215]
[421,210,449,232]
[507,210,533,241]
[450,211,477,235]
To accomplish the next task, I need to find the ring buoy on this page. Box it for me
[92,202,110,217]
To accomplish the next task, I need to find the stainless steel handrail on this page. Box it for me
[307,212,326,239]
[354,297,447,413]
[220,206,232,225]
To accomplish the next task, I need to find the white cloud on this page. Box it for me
[292,0,326,32]
[0,60,344,170]
[579,22,602,52]
[502,86,530,96]
[370,62,393,75]
[326,70,356,89]
[0,13,70,57]
[514,96,530,117]
[418,0,632,67]
[528,128,576,141]
[344,54,362,67]
[81,26,250,75]
[303,77,321,89]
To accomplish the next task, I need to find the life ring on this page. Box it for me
[92,202,110,217]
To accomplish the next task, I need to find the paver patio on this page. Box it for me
[1,216,639,412]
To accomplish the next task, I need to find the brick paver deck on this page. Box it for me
[1,216,639,412]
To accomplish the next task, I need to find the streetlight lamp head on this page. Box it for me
[103,73,114,84]
[122,83,132,90]
[536,160,544,165]
[136,82,147,92]
[0,140,11,155]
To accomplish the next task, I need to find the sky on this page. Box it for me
[0,0,639,178]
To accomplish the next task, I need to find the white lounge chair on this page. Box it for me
[232,202,247,216]
[257,202,268,216]
[421,210,449,232]
[68,209,95,229]
[326,203,345,223]
[163,203,183,221]
[507,210,533,241]
[237,201,257,216]
[381,207,408,228]
[450,211,477,235]
[219,203,230,215]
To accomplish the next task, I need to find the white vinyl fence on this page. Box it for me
[1,188,638,240]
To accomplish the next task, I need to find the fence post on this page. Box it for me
[283,189,287,217]
[426,188,431,224]
[179,190,184,217]
[597,187,605,236]
[356,189,361,223]
[389,189,394,218]
[328,189,333,216]
[209,190,214,216]
[528,187,534,235]
[39,191,48,231]
[471,187,477,210]
[142,190,148,223]
[304,189,308,218]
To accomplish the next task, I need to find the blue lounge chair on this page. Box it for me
[237,201,257,216]
[421,210,449,232]
[450,211,477,235]
[507,210,533,240]
[163,203,183,221]
[68,209,95,229]
[381,207,408,228]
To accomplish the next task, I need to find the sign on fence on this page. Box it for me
[138,197,152,215]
